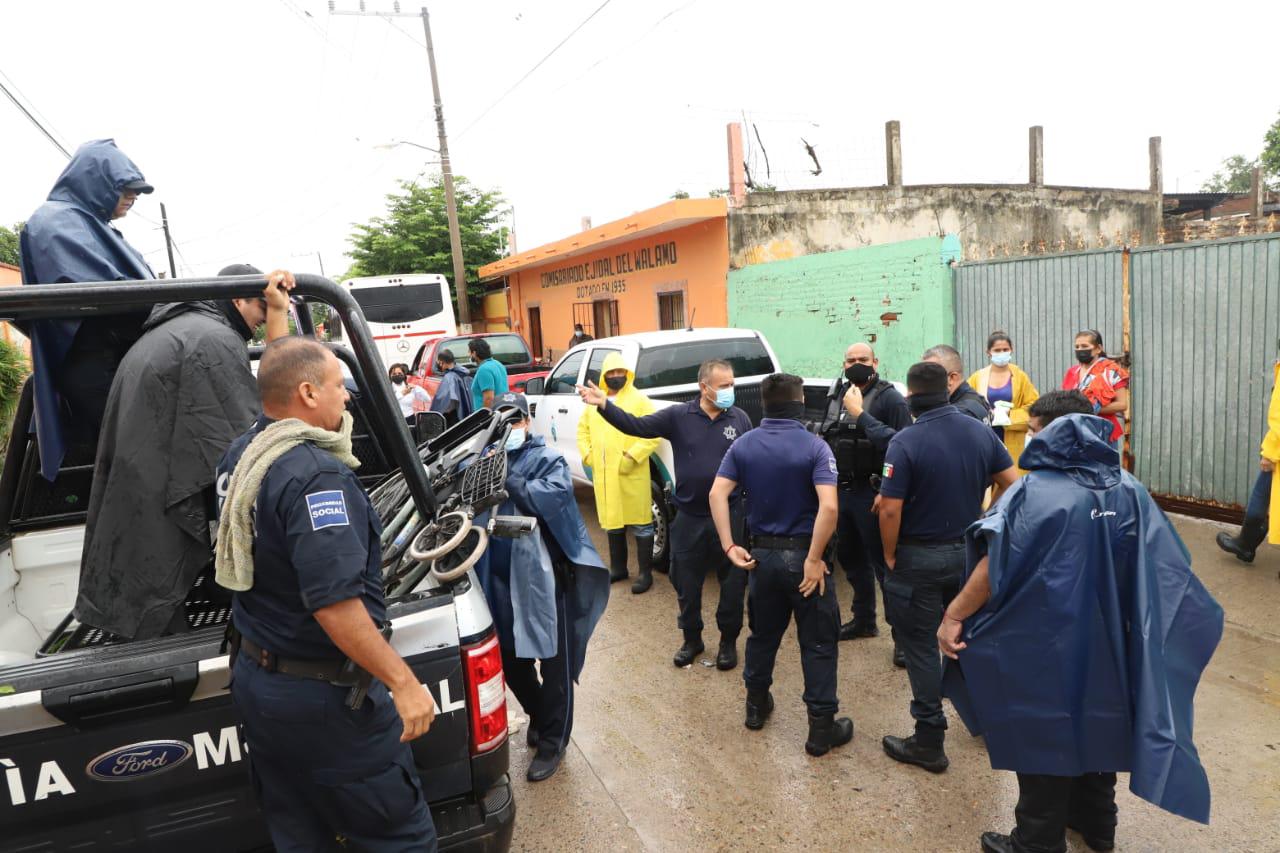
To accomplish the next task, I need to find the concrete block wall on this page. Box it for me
[728,236,959,382]
[728,185,1161,270]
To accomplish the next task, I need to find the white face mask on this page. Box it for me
[504,427,527,452]
[990,352,1012,368]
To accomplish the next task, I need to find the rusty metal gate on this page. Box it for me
[954,249,1124,399]
[1130,234,1280,515]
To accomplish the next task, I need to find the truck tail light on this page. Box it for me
[462,633,508,755]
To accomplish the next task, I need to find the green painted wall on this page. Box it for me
[728,236,958,382]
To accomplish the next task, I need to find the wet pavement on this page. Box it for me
[504,490,1280,852]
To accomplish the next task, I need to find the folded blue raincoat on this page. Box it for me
[475,435,607,679]
[944,414,1223,824]
[18,139,155,480]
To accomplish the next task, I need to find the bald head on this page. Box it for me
[845,342,876,367]
[258,337,349,429]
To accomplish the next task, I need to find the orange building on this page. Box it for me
[479,198,728,361]
[0,263,30,354]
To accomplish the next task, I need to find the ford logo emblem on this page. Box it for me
[86,740,193,783]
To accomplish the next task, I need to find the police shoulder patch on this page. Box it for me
[305,489,349,531]
[882,462,894,479]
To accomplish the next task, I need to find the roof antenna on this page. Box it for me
[686,307,696,332]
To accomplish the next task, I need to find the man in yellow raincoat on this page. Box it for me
[1217,359,1280,561]
[578,352,662,593]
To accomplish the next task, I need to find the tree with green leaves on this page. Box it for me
[0,338,30,471]
[0,223,22,268]
[1201,111,1280,192]
[344,175,508,309]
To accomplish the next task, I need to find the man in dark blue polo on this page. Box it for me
[877,361,1017,773]
[578,358,752,670]
[216,338,437,851]
[709,373,853,756]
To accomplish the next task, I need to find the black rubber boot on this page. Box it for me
[673,635,704,667]
[631,534,654,594]
[607,529,629,583]
[744,690,774,730]
[882,731,949,773]
[804,712,854,756]
[1215,516,1267,564]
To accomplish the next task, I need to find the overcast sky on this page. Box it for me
[3,0,1278,280]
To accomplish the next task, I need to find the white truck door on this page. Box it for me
[538,349,587,476]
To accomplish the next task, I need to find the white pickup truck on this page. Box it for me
[522,328,829,569]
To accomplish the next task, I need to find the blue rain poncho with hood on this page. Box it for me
[943,414,1223,824]
[475,434,607,678]
[430,363,474,422]
[18,139,155,480]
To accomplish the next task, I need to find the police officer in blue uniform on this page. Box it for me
[876,361,1017,774]
[216,337,437,852]
[709,373,853,756]
[818,342,912,648]
[579,358,753,671]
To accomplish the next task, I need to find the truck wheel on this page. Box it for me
[650,479,670,573]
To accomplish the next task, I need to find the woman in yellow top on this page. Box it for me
[1217,359,1279,562]
[967,331,1040,471]
[578,352,661,593]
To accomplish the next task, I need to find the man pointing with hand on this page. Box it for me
[709,373,852,756]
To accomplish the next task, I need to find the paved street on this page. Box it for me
[504,487,1280,853]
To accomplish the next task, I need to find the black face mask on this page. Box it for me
[907,391,950,417]
[1074,349,1094,364]
[763,400,806,421]
[845,363,876,387]
[604,375,627,392]
[391,374,406,385]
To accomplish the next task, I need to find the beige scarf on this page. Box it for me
[215,412,360,592]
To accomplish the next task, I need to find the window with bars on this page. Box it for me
[658,291,685,330]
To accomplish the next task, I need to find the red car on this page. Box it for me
[410,332,549,396]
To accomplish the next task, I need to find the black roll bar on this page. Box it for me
[0,274,436,519]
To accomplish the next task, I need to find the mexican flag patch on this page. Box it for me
[882,462,894,479]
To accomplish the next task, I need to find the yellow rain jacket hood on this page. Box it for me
[578,352,660,530]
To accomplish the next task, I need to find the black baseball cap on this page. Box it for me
[122,179,154,194]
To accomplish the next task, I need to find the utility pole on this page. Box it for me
[330,2,472,329]
[315,251,326,278]
[159,202,177,278]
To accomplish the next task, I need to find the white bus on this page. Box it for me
[341,274,459,370]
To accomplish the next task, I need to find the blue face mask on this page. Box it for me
[713,387,735,410]
[504,427,527,452]
[990,352,1012,367]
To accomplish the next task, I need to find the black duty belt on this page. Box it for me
[237,635,356,685]
[898,536,965,547]
[749,533,812,551]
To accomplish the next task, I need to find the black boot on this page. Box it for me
[1216,516,1267,564]
[838,618,878,640]
[804,712,854,756]
[715,636,738,671]
[607,529,629,583]
[673,635,704,667]
[744,690,774,730]
[979,832,1015,853]
[631,534,654,594]
[882,729,949,773]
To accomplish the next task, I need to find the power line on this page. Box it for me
[0,71,70,158]
[455,0,616,140]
